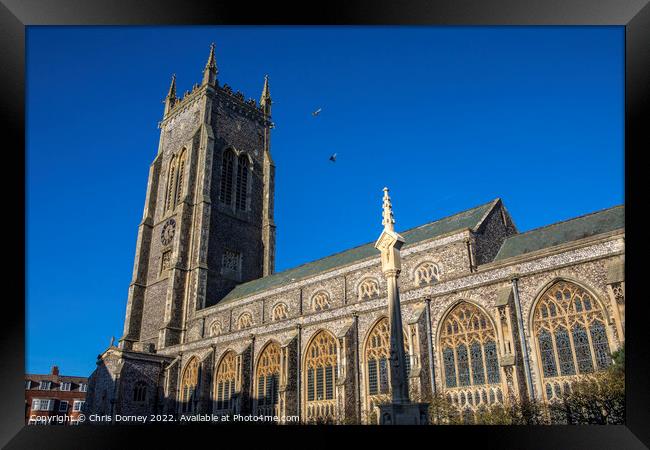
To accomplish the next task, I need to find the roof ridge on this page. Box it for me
[504,204,623,240]
[257,198,498,281]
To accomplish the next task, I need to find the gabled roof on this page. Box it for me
[493,205,624,262]
[218,199,500,304]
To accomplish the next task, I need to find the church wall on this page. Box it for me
[512,246,624,399]
[140,281,169,344]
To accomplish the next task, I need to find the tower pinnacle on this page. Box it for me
[202,43,218,86]
[164,74,177,116]
[260,74,271,114]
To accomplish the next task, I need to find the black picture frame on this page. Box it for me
[1,0,648,448]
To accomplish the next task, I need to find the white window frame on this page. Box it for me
[78,383,87,392]
[60,382,71,391]
[25,380,31,389]
[38,381,51,390]
[32,399,54,411]
[59,400,68,412]
[72,400,85,412]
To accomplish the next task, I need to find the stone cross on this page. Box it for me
[374,187,410,404]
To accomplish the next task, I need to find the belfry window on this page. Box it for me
[235,154,249,211]
[219,149,235,206]
[532,280,612,401]
[256,342,281,415]
[165,156,177,211]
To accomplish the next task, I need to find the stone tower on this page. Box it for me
[120,44,276,352]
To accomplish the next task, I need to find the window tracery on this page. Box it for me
[209,321,223,337]
[215,352,238,414]
[440,302,502,411]
[271,303,289,321]
[532,280,612,401]
[180,357,200,413]
[311,292,331,312]
[256,342,281,415]
[305,331,337,422]
[358,278,380,301]
[237,312,253,330]
[414,262,440,286]
[364,318,411,412]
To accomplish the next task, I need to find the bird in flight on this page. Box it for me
[312,108,322,117]
[329,153,337,162]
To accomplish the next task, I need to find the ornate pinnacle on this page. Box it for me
[260,74,271,108]
[167,74,177,99]
[382,187,395,232]
[205,42,217,71]
[202,43,218,86]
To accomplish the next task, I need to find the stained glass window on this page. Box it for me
[215,352,238,413]
[554,327,576,376]
[573,324,594,373]
[457,345,470,386]
[484,341,500,384]
[590,321,612,370]
[538,329,557,377]
[470,342,485,385]
[443,347,457,388]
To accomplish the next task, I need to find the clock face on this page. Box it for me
[161,218,176,246]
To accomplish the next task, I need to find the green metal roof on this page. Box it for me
[493,205,624,262]
[218,199,499,304]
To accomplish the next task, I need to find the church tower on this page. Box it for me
[120,44,276,352]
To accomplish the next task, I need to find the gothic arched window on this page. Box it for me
[209,321,223,337]
[364,318,411,411]
[180,357,200,413]
[358,278,380,301]
[256,342,281,415]
[165,156,178,211]
[311,292,331,312]
[235,154,249,211]
[133,381,147,402]
[414,262,440,286]
[271,303,289,322]
[439,302,502,410]
[219,149,235,206]
[304,330,337,422]
[174,148,187,207]
[532,280,613,401]
[215,351,238,414]
[237,312,253,330]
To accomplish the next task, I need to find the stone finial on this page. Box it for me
[382,187,395,232]
[164,74,177,116]
[167,74,177,99]
[202,42,218,86]
[110,336,115,347]
[260,75,272,112]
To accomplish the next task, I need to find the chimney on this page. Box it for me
[51,366,59,376]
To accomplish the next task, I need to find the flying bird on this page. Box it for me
[329,153,337,162]
[312,108,322,117]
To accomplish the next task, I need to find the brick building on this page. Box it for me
[25,366,88,425]
[84,44,625,424]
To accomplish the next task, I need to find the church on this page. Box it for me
[84,44,625,424]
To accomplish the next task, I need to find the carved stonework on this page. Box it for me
[611,282,624,305]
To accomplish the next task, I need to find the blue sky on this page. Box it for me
[26,26,624,377]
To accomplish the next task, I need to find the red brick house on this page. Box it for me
[25,366,88,425]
